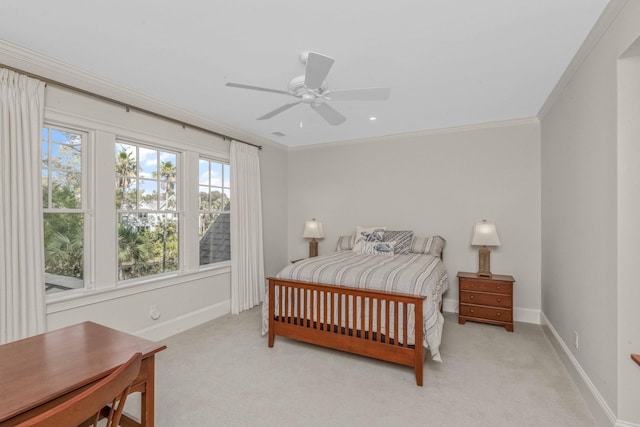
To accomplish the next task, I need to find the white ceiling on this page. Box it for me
[0,1,608,147]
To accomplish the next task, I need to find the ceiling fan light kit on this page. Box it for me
[225,51,390,126]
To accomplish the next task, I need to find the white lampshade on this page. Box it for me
[303,218,324,239]
[471,220,501,247]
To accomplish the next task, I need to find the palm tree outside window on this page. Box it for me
[115,142,179,281]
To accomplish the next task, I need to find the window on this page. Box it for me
[198,158,230,266]
[115,142,178,281]
[42,126,87,294]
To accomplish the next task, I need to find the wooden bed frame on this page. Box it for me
[267,277,427,386]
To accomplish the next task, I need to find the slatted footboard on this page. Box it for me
[268,277,427,386]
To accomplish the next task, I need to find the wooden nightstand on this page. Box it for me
[457,272,515,332]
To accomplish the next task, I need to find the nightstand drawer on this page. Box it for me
[459,278,512,294]
[460,304,512,322]
[459,291,512,308]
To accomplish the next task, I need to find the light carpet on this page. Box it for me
[154,307,597,427]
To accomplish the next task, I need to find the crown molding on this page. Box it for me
[0,39,287,152]
[288,117,539,152]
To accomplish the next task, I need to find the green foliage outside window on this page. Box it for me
[42,127,85,292]
[44,213,83,279]
[42,128,229,290]
[116,143,178,280]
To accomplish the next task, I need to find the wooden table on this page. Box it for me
[0,321,166,427]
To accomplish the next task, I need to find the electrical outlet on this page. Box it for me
[574,331,579,349]
[149,304,161,320]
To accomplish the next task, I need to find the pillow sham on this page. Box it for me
[410,235,446,258]
[354,226,386,244]
[335,234,356,251]
[382,230,413,254]
[354,240,395,256]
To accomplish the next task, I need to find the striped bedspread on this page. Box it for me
[261,251,449,361]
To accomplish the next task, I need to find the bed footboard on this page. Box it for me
[268,277,427,386]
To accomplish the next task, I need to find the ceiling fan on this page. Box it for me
[225,51,391,126]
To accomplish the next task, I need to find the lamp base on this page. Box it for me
[309,238,318,258]
[477,246,492,277]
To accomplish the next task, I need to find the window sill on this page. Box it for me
[46,263,231,314]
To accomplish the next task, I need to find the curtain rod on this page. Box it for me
[1,64,263,150]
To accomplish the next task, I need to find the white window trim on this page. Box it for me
[43,108,232,309]
[197,156,231,269]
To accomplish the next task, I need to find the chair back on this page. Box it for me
[17,352,142,427]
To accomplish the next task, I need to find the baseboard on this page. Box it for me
[442,297,541,324]
[540,312,618,427]
[514,307,540,324]
[134,300,230,341]
[617,421,640,427]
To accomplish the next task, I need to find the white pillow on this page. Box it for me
[354,226,386,245]
[354,240,395,256]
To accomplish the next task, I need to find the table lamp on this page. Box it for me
[303,218,324,258]
[471,219,501,277]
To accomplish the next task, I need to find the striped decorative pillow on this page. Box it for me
[335,234,355,251]
[382,230,413,254]
[410,235,446,258]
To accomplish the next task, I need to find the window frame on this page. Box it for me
[42,123,94,296]
[115,139,182,284]
[42,109,232,309]
[198,156,231,268]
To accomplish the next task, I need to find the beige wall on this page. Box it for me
[540,1,640,424]
[617,47,640,425]
[287,120,541,320]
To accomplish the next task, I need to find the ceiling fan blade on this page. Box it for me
[304,52,335,90]
[226,82,293,97]
[326,87,391,101]
[311,102,346,126]
[257,101,302,120]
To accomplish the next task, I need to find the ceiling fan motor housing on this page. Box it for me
[288,75,328,101]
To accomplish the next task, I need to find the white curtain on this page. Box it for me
[0,68,46,344]
[230,140,265,314]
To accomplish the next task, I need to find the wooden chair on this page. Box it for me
[17,352,142,427]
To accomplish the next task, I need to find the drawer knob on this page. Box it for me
[470,309,474,314]
[469,283,475,287]
[497,285,501,290]
[497,298,502,303]
[469,295,475,300]
[496,312,501,317]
